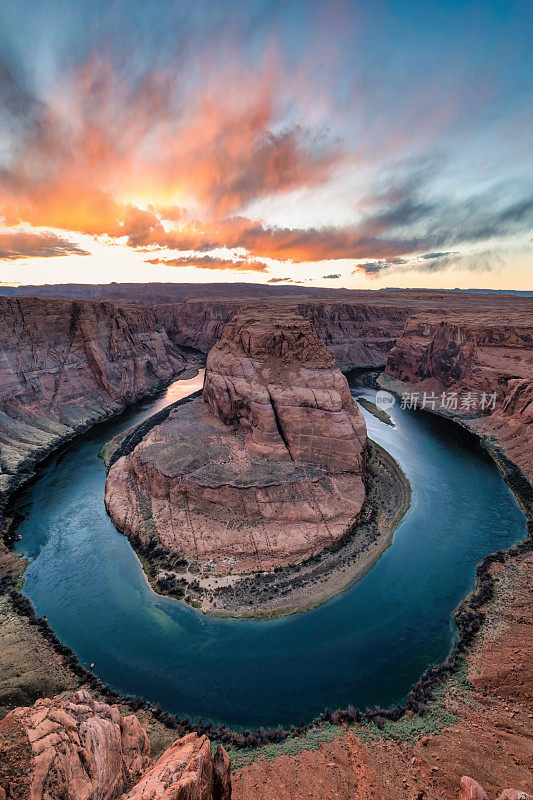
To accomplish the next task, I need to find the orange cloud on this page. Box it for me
[1,52,343,234]
[0,230,90,260]
[132,216,422,263]
[145,254,269,272]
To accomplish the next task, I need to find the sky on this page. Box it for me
[0,0,532,290]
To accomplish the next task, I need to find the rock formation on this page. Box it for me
[2,287,531,518]
[155,298,411,369]
[384,311,533,481]
[123,733,231,800]
[459,776,532,800]
[105,312,366,574]
[0,690,230,800]
[202,312,366,469]
[0,297,187,510]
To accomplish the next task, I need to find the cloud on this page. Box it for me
[144,254,269,272]
[353,258,406,276]
[126,161,533,266]
[322,273,340,279]
[354,246,507,277]
[357,162,533,250]
[132,215,424,262]
[420,251,455,260]
[0,52,344,233]
[417,248,504,273]
[267,276,301,283]
[1,53,532,280]
[0,230,90,260]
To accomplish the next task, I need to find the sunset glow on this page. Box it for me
[0,0,531,289]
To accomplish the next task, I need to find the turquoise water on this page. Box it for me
[12,373,526,728]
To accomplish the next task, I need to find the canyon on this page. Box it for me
[0,285,531,800]
[104,312,367,581]
[2,286,531,519]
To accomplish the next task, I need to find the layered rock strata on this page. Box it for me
[0,297,186,509]
[105,312,366,575]
[3,289,531,519]
[384,312,533,483]
[0,689,230,800]
[155,299,411,369]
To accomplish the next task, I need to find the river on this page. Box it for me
[12,370,527,728]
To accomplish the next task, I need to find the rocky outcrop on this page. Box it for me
[384,312,533,482]
[0,297,187,509]
[123,733,231,800]
[0,689,150,800]
[0,690,230,800]
[459,776,532,800]
[105,312,366,575]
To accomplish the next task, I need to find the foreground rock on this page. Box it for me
[124,732,231,800]
[0,297,187,511]
[105,312,366,577]
[0,690,230,800]
[384,311,533,483]
[459,776,532,800]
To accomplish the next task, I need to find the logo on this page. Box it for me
[375,390,395,410]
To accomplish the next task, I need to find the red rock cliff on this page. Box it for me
[384,312,533,481]
[0,297,186,509]
[155,298,410,369]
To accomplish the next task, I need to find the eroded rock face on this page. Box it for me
[384,312,533,481]
[0,297,186,510]
[203,312,366,469]
[105,313,366,574]
[0,689,150,800]
[124,733,231,800]
[156,299,410,369]
[0,691,231,800]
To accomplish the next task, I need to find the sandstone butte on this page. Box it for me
[0,689,231,800]
[104,312,367,574]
